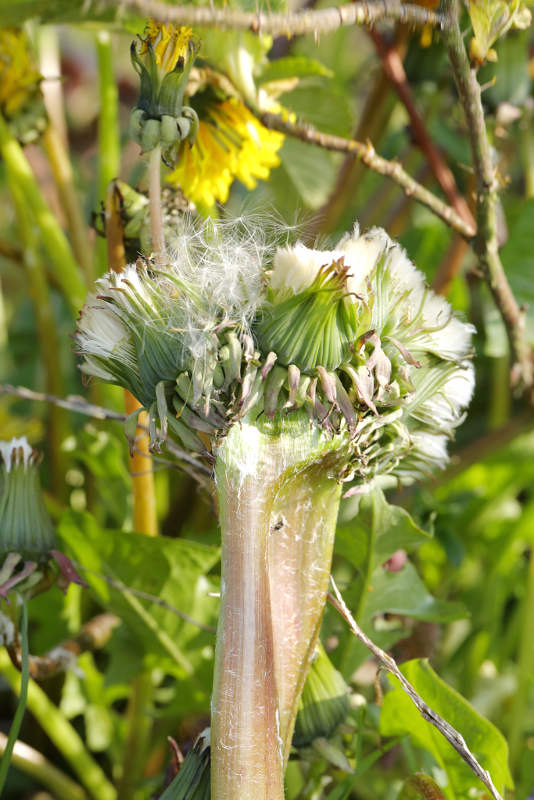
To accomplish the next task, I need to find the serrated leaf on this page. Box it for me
[57,510,220,675]
[379,659,513,800]
[258,56,333,84]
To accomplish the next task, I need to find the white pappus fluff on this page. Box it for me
[0,437,34,472]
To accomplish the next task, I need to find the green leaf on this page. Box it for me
[379,659,514,800]
[335,491,463,676]
[258,56,333,84]
[485,197,534,355]
[468,0,531,64]
[57,510,220,675]
[364,563,464,623]
[336,489,431,572]
[280,137,340,210]
[282,82,353,136]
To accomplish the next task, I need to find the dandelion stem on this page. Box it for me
[0,732,87,800]
[0,115,87,313]
[148,145,166,260]
[212,416,343,799]
[4,146,68,495]
[0,648,117,800]
[40,26,94,281]
[0,600,29,795]
[97,30,121,275]
[42,124,94,282]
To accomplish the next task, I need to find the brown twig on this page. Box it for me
[0,239,23,263]
[7,613,120,680]
[0,383,212,479]
[369,29,476,235]
[328,577,504,800]
[310,65,396,238]
[103,0,445,34]
[441,0,533,392]
[260,112,475,239]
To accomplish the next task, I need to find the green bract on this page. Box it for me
[75,219,474,486]
[0,437,56,558]
[129,22,199,164]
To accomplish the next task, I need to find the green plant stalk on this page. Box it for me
[0,600,29,794]
[0,732,87,800]
[0,649,117,800]
[0,115,87,313]
[508,538,534,769]
[97,30,121,274]
[42,124,94,281]
[148,144,166,259]
[6,157,68,496]
[211,413,344,800]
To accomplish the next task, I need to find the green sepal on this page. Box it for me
[158,66,190,118]
[159,730,210,800]
[293,642,349,747]
[257,263,366,372]
[130,41,158,116]
[0,451,56,560]
[123,407,144,456]
[141,118,161,152]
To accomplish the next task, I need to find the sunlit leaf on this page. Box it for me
[379,659,513,799]
[57,509,220,675]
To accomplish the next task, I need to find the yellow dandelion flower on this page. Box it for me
[0,28,42,117]
[167,96,283,207]
[140,22,195,76]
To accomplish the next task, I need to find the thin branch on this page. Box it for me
[0,383,212,479]
[260,112,475,239]
[369,30,476,233]
[7,613,120,681]
[441,0,533,392]
[0,733,88,800]
[69,563,217,633]
[328,577,504,800]
[102,0,445,34]
[0,239,23,263]
[0,383,125,421]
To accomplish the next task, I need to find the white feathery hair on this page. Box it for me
[0,437,33,472]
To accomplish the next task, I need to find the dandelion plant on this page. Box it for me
[76,215,474,799]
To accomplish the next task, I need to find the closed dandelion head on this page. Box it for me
[0,438,86,598]
[0,28,47,144]
[129,21,199,161]
[0,438,56,560]
[75,218,474,485]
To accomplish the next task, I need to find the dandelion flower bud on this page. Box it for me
[129,21,199,162]
[0,28,47,144]
[0,437,56,559]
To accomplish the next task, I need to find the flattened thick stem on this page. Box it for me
[212,419,342,799]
